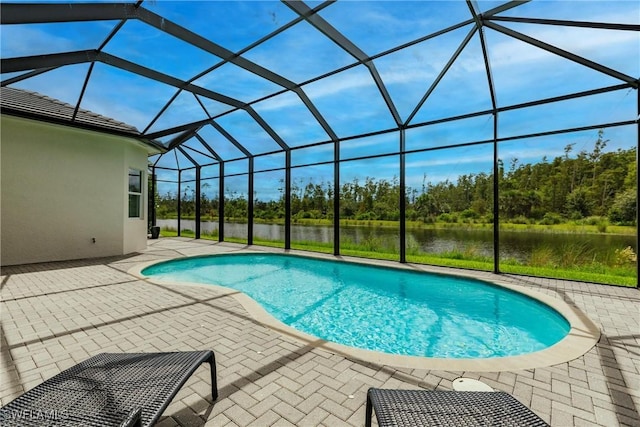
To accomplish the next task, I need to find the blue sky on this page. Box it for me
[1,0,638,201]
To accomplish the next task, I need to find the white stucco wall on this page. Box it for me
[123,142,150,255]
[1,115,153,266]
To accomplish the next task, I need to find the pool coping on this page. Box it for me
[129,248,600,372]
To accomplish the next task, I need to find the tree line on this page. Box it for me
[154,131,636,226]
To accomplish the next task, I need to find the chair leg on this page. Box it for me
[206,352,218,401]
[365,389,373,427]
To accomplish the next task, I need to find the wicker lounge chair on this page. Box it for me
[0,350,217,427]
[366,388,549,427]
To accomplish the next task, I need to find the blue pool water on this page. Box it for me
[142,254,570,359]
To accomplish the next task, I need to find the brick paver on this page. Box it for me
[1,238,639,426]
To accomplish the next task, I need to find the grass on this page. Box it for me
[287,217,637,235]
[499,264,637,287]
[161,216,636,236]
[405,253,494,272]
[496,222,635,235]
[159,226,637,287]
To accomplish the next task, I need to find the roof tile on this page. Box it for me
[1,86,140,134]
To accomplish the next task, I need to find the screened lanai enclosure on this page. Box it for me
[2,1,639,286]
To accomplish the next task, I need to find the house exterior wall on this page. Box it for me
[1,115,150,266]
[123,143,150,255]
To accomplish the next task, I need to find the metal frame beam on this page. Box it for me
[167,129,200,151]
[3,0,637,287]
[489,15,640,31]
[248,157,254,245]
[245,106,290,151]
[139,3,334,150]
[3,50,294,157]
[285,150,292,249]
[405,26,479,125]
[2,2,294,93]
[1,67,60,86]
[2,50,100,73]
[481,0,530,18]
[146,119,213,141]
[136,7,296,90]
[195,165,201,239]
[177,146,200,238]
[636,90,639,287]
[209,122,253,158]
[219,162,225,242]
[484,21,638,88]
[493,114,500,273]
[176,146,199,169]
[1,2,138,23]
[283,0,402,126]
[1,50,247,108]
[283,1,368,63]
[399,130,406,263]
[144,89,184,135]
[294,89,339,141]
[150,165,157,228]
[73,63,95,122]
[181,144,217,162]
[468,0,500,272]
[206,121,255,244]
[333,139,340,256]
[195,134,223,162]
[177,170,182,236]
[4,1,333,161]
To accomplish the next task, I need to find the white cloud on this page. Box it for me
[484,26,638,71]
[2,1,634,159]
[1,26,76,57]
[305,67,374,99]
[253,91,306,112]
[405,154,492,170]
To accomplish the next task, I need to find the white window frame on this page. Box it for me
[128,168,143,219]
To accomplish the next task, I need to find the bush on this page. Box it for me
[308,209,323,219]
[529,207,546,220]
[540,212,562,225]
[460,209,479,219]
[293,210,312,219]
[359,236,386,252]
[423,215,436,224]
[405,234,423,256]
[511,215,529,224]
[614,246,637,266]
[529,246,556,267]
[583,216,605,226]
[559,242,594,267]
[568,211,584,220]
[405,209,418,221]
[608,189,636,225]
[565,187,593,218]
[355,211,377,221]
[438,213,458,223]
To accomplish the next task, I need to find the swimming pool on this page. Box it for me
[142,253,570,359]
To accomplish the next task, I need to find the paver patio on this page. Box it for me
[1,237,638,426]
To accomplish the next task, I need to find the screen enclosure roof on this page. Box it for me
[1,0,638,170]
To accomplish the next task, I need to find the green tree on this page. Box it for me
[609,189,636,224]
[565,187,593,219]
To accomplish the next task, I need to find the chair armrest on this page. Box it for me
[119,408,142,427]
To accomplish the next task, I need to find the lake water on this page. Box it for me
[157,219,636,262]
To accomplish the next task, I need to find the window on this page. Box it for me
[128,168,143,218]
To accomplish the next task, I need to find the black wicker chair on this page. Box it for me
[0,350,217,427]
[366,388,549,427]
